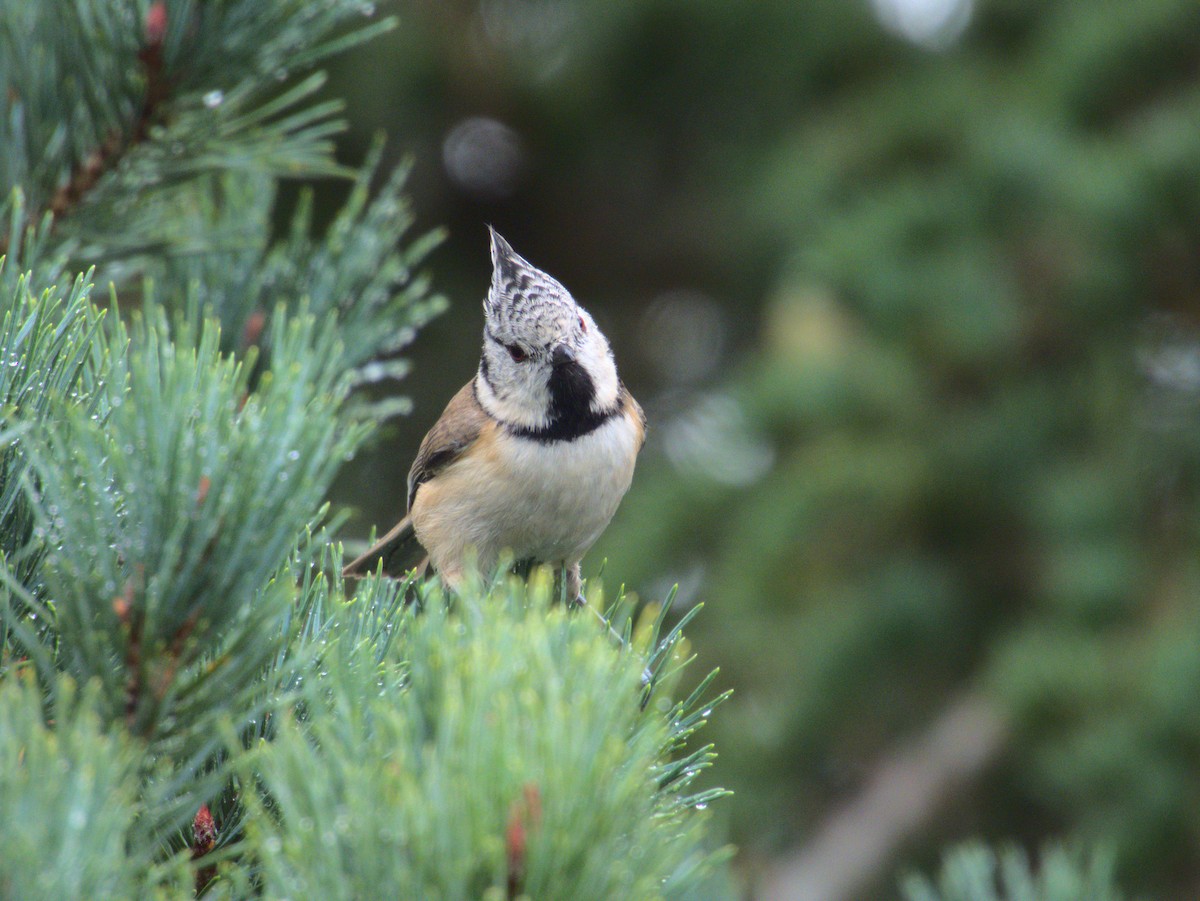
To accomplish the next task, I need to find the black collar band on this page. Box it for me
[505,402,621,443]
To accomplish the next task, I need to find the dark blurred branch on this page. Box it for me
[758,693,1008,901]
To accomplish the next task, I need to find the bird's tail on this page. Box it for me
[341,516,429,580]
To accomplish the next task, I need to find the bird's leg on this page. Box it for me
[438,565,464,595]
[566,561,653,690]
[565,561,584,608]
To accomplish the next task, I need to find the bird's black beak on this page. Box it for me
[551,344,576,367]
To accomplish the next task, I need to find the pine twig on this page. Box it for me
[113,575,144,729]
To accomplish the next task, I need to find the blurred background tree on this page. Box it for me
[326,1,1200,897]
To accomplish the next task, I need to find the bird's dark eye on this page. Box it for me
[506,343,528,363]
[578,315,587,333]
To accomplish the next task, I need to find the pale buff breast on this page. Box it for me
[410,411,640,579]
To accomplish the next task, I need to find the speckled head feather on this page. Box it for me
[476,228,620,436]
[485,229,578,342]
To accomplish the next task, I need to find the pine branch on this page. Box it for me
[144,143,446,386]
[11,308,367,755]
[0,191,70,294]
[0,0,397,263]
[36,3,170,238]
[245,574,729,900]
[0,268,104,604]
[0,674,190,899]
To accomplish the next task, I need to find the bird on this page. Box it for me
[342,227,645,606]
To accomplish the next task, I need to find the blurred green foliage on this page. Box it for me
[332,1,1200,895]
[902,842,1126,901]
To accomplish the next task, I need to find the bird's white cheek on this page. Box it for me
[578,342,619,411]
[475,366,552,430]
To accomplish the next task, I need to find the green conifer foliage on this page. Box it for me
[0,675,189,900]
[248,576,727,900]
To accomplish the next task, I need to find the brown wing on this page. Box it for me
[405,378,490,511]
[342,379,490,581]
